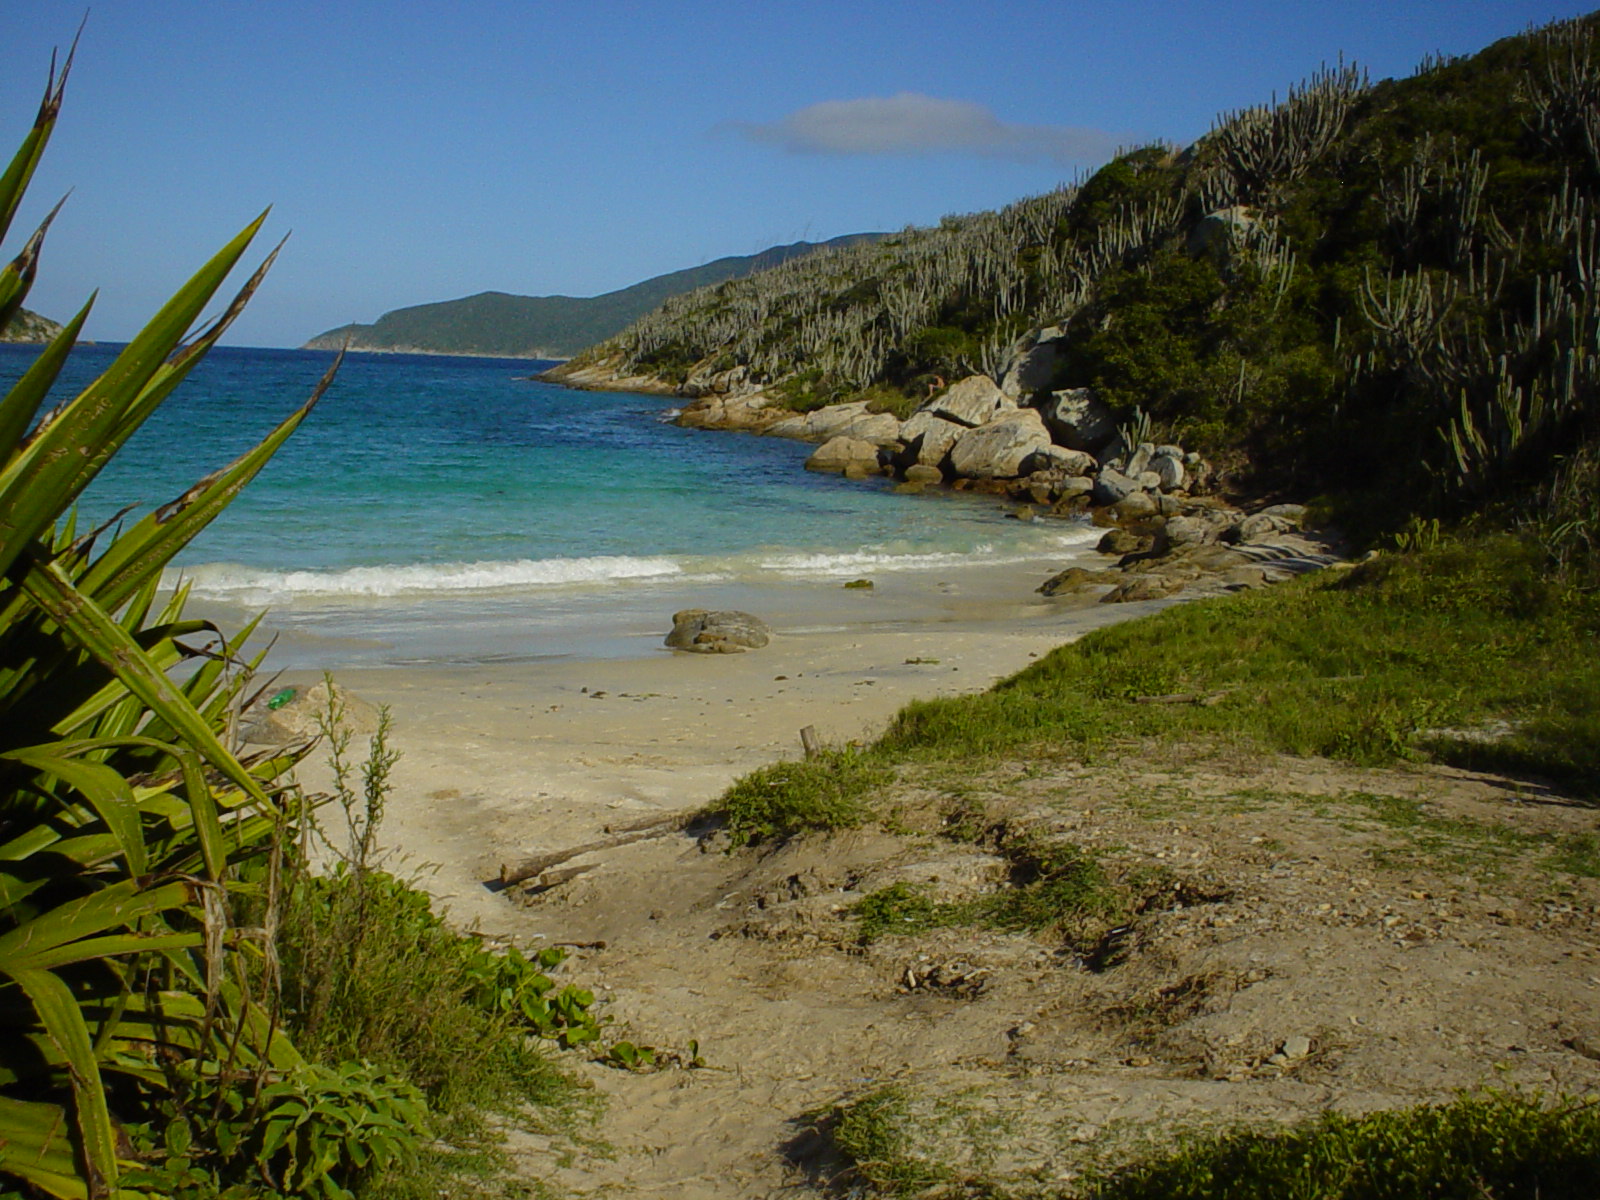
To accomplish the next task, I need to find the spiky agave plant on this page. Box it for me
[0,46,343,1199]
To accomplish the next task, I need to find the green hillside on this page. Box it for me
[302,233,884,358]
[574,16,1600,556]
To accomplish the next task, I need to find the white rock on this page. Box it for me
[948,409,1052,479]
[919,375,1015,428]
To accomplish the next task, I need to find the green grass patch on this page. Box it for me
[707,538,1600,857]
[1089,1090,1600,1200]
[879,538,1600,791]
[1545,832,1600,879]
[853,845,1127,945]
[829,1086,957,1197]
[823,1088,1600,1199]
[711,749,892,846]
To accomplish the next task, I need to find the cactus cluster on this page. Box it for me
[577,14,1600,539]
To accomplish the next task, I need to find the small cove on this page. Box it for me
[2,344,1100,666]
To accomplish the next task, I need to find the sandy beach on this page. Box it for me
[225,550,1600,1200]
[259,552,1168,935]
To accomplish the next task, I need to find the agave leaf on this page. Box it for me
[75,350,338,613]
[17,552,271,809]
[0,1095,88,1200]
[0,745,146,877]
[0,195,68,332]
[7,968,119,1198]
[0,212,268,579]
[17,930,201,974]
[0,296,91,463]
[0,35,73,245]
[0,878,193,969]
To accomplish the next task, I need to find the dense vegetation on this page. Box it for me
[578,17,1600,551]
[0,47,600,1200]
[303,233,884,358]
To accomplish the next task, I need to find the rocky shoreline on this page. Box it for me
[540,352,1348,602]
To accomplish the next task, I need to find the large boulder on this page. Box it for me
[805,436,882,474]
[1037,565,1120,596]
[1224,509,1304,544]
[676,391,775,432]
[948,409,1052,479]
[665,609,771,654]
[1091,467,1141,506]
[1125,442,1156,478]
[1036,388,1117,451]
[920,375,1015,428]
[998,327,1066,398]
[896,411,965,469]
[843,411,903,445]
[1027,444,1097,476]
[1151,450,1186,491]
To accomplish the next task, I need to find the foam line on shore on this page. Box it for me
[171,525,1100,604]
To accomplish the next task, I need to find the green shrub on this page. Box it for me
[712,749,891,847]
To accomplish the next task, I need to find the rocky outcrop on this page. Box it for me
[677,391,779,432]
[1036,497,1344,607]
[664,610,771,654]
[948,409,1053,479]
[997,327,1066,398]
[1187,206,1260,264]
[766,401,900,444]
[922,375,1016,428]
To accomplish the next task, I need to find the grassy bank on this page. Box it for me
[713,535,1600,849]
[825,1086,1600,1200]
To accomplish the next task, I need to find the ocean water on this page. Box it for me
[2,344,1096,664]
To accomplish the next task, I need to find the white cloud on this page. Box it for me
[732,93,1118,164]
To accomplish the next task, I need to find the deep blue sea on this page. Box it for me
[2,344,1095,663]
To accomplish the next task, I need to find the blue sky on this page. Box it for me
[5,1,1593,347]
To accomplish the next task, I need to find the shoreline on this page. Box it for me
[273,554,1174,935]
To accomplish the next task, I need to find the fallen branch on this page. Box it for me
[497,811,692,889]
[1134,690,1231,706]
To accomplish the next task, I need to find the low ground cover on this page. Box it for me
[709,536,1600,852]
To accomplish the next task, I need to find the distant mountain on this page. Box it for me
[302,234,886,359]
[0,307,62,343]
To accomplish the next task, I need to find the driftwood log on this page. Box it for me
[497,811,692,889]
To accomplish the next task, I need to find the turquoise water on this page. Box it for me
[2,344,1095,662]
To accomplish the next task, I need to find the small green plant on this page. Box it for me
[711,748,892,847]
[853,844,1126,945]
[829,1087,953,1197]
[463,942,603,1049]
[604,1042,657,1072]
[854,882,947,941]
[123,1062,429,1200]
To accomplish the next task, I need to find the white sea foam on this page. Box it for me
[174,523,1099,604]
[174,555,688,603]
